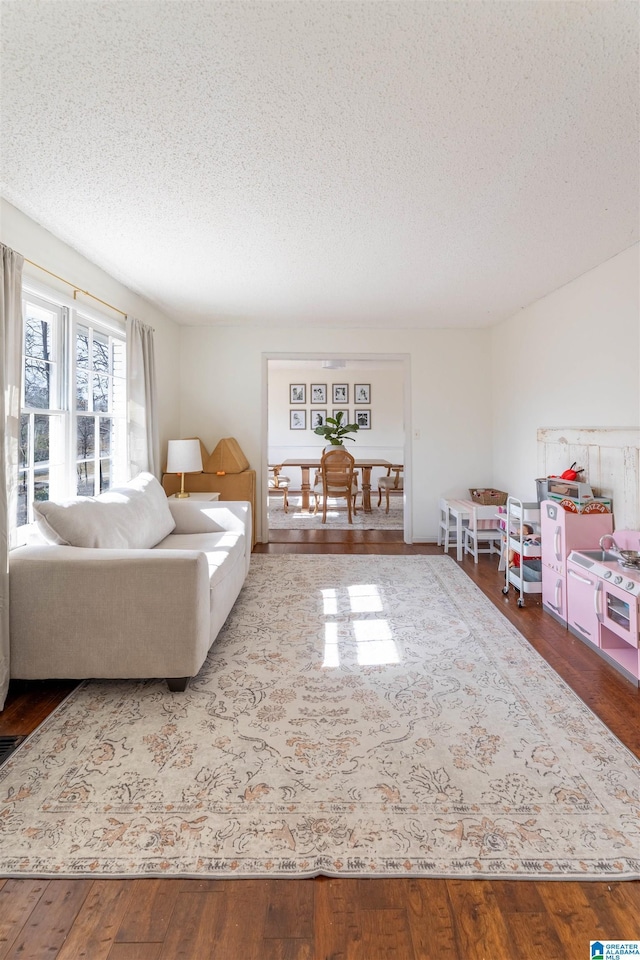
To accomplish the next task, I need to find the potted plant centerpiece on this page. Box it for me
[313,411,360,447]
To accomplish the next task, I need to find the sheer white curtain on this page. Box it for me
[0,244,24,710]
[126,316,160,479]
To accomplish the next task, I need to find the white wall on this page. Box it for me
[0,200,182,461]
[491,244,640,502]
[267,361,405,490]
[179,327,494,541]
[8,200,633,541]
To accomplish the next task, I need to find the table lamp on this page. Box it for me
[166,439,203,498]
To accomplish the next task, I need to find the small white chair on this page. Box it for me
[268,465,290,513]
[463,504,503,563]
[438,498,467,553]
[377,465,403,513]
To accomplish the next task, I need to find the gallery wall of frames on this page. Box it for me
[288,381,372,432]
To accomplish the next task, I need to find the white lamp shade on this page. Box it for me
[166,439,203,474]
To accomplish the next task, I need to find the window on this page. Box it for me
[74,320,126,496]
[18,296,65,528]
[18,287,127,538]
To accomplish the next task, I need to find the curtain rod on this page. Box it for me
[24,257,127,318]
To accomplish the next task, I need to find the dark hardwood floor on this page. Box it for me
[1,532,638,959]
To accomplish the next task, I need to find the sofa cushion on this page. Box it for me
[153,530,246,590]
[33,472,176,548]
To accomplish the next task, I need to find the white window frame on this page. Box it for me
[72,311,128,498]
[17,281,127,544]
[18,294,68,539]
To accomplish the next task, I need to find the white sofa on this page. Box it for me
[9,473,251,691]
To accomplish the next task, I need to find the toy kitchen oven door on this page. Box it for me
[598,573,640,684]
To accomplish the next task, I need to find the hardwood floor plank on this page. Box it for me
[355,907,415,960]
[176,879,228,892]
[257,940,314,960]
[483,879,546,914]
[0,879,51,959]
[55,880,136,960]
[445,880,517,960]
[263,878,314,940]
[404,879,459,959]
[537,882,607,958]
[107,944,162,960]
[114,878,184,944]
[0,681,77,737]
[208,881,270,960]
[314,878,362,960]
[352,877,408,910]
[579,881,640,939]
[2,879,91,960]
[503,910,567,960]
[158,891,223,960]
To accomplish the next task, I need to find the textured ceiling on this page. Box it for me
[1,1,638,328]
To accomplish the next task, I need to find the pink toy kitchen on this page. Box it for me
[539,477,640,686]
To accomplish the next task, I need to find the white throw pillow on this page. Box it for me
[33,472,176,548]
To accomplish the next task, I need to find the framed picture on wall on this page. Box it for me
[332,409,349,423]
[290,383,306,404]
[311,409,327,429]
[355,409,371,429]
[310,383,327,404]
[354,383,370,404]
[332,383,348,404]
[290,409,307,430]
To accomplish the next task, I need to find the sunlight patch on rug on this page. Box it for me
[1,555,638,879]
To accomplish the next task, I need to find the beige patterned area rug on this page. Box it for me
[268,494,404,530]
[1,555,639,880]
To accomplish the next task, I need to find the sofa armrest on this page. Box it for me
[163,472,257,547]
[168,501,252,575]
[9,545,211,680]
[167,500,251,536]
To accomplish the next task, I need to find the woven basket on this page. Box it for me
[469,487,508,506]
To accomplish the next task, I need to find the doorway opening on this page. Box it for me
[262,353,411,544]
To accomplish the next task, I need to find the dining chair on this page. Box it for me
[312,448,359,523]
[268,465,290,513]
[377,465,403,513]
[463,504,503,563]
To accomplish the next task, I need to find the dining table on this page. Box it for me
[280,458,392,512]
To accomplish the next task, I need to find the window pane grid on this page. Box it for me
[19,291,127,535]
